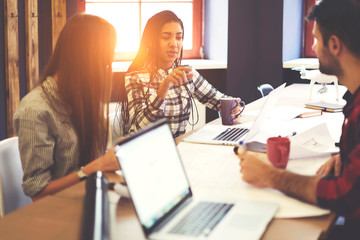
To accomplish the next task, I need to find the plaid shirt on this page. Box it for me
[317,87,360,219]
[125,65,226,137]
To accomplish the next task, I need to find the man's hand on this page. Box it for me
[237,149,319,204]
[316,154,342,177]
[238,151,276,188]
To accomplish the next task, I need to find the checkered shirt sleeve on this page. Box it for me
[125,67,227,137]
[125,71,166,133]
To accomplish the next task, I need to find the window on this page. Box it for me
[303,0,317,57]
[77,0,203,61]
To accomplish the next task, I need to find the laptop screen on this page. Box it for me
[244,82,286,142]
[115,120,191,232]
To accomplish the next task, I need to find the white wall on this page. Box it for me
[283,0,304,61]
[203,0,229,62]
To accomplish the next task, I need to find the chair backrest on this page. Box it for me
[257,84,274,97]
[0,173,4,217]
[0,137,32,217]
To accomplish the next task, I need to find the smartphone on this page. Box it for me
[245,141,267,153]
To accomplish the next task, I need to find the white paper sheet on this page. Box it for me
[269,106,321,121]
[243,106,321,121]
[237,112,333,144]
[289,123,339,159]
[177,142,330,219]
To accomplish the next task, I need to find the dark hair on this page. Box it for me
[306,0,360,58]
[127,10,184,73]
[40,14,117,165]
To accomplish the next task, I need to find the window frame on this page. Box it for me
[302,0,316,58]
[77,0,203,60]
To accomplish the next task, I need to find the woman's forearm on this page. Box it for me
[31,158,104,201]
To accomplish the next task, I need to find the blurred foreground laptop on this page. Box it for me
[114,119,277,240]
[183,83,286,146]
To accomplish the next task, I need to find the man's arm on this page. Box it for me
[239,152,321,204]
[272,169,321,204]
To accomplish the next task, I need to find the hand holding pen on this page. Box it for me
[234,141,250,174]
[233,141,247,157]
[234,141,276,188]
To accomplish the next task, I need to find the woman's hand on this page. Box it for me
[96,147,121,172]
[82,147,121,177]
[232,98,245,124]
[32,147,121,201]
[316,154,341,177]
[157,66,193,99]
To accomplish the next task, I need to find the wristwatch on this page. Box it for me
[77,167,88,181]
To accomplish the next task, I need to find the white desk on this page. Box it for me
[178,83,347,219]
[0,83,345,240]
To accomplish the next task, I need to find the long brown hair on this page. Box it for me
[127,10,184,74]
[40,14,117,165]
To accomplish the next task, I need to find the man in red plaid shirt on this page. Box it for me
[238,0,360,238]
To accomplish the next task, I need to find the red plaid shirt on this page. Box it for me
[317,88,360,219]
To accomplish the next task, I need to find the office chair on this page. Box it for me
[109,102,125,145]
[257,84,274,97]
[0,137,32,217]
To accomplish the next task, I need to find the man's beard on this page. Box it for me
[319,47,343,77]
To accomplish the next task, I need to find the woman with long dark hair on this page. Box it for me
[124,10,243,137]
[14,14,121,200]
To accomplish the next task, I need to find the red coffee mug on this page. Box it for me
[266,137,290,169]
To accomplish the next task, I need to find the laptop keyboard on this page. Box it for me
[169,201,233,237]
[213,128,249,142]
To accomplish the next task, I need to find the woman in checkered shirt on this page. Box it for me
[124,10,243,137]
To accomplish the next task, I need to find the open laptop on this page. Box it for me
[183,83,286,146]
[114,119,277,240]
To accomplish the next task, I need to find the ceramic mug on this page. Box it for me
[220,98,245,125]
[266,137,290,169]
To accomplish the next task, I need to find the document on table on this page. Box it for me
[244,106,322,121]
[177,142,330,218]
[269,106,322,120]
[289,123,339,159]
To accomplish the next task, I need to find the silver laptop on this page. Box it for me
[183,83,286,146]
[114,119,277,240]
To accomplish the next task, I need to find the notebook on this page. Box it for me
[304,101,344,113]
[183,83,286,146]
[114,119,277,240]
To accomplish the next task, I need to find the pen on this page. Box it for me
[281,131,297,138]
[233,141,247,155]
